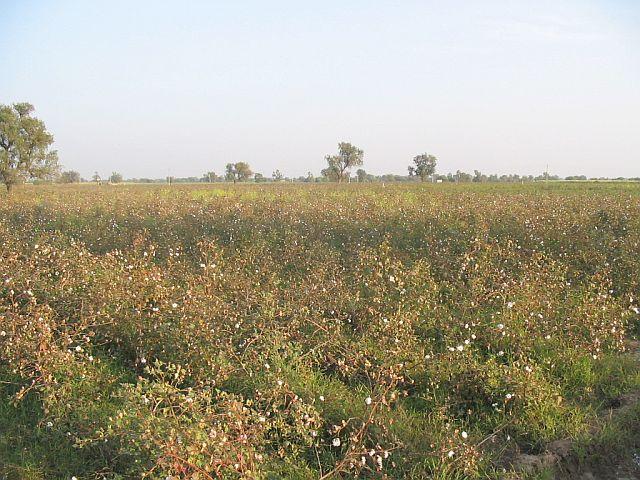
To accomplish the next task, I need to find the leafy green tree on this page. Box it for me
[254,172,267,183]
[272,169,284,182]
[225,162,253,183]
[58,170,81,184]
[110,172,123,183]
[0,103,59,192]
[92,171,101,184]
[408,153,437,182]
[322,142,363,182]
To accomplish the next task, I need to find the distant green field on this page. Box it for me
[1,182,639,479]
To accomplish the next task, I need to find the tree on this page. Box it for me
[456,170,473,182]
[204,171,218,183]
[110,172,123,183]
[58,170,81,183]
[254,172,266,183]
[322,142,364,182]
[225,164,235,182]
[225,162,253,183]
[473,170,487,183]
[356,168,370,183]
[92,171,101,184]
[272,169,284,182]
[408,153,437,182]
[0,103,59,192]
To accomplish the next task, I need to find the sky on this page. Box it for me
[1,0,639,179]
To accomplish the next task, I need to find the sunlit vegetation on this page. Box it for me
[1,182,639,479]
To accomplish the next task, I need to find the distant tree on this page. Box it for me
[0,103,59,192]
[321,166,340,182]
[456,170,473,183]
[110,172,123,183]
[58,170,81,183]
[225,164,235,182]
[204,171,218,183]
[473,170,488,183]
[272,169,284,182]
[254,172,267,183]
[322,142,363,182]
[92,171,101,184]
[225,162,253,183]
[355,168,374,183]
[408,153,437,182]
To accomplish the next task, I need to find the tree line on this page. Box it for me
[2,103,638,192]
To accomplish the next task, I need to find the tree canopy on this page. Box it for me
[58,170,81,183]
[0,103,59,192]
[225,162,253,183]
[408,153,437,182]
[110,172,123,183]
[322,142,363,182]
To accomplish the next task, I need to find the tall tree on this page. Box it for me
[322,142,363,182]
[225,164,236,183]
[225,162,253,183]
[110,172,123,183]
[272,169,284,182]
[408,153,437,182]
[0,103,59,192]
[235,162,252,181]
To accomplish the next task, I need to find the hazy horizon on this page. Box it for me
[2,0,639,179]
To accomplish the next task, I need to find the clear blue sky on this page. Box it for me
[1,0,639,178]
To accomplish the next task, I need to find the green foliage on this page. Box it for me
[0,103,59,192]
[225,162,253,183]
[57,170,81,184]
[0,182,639,478]
[322,142,364,182]
[408,153,437,181]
